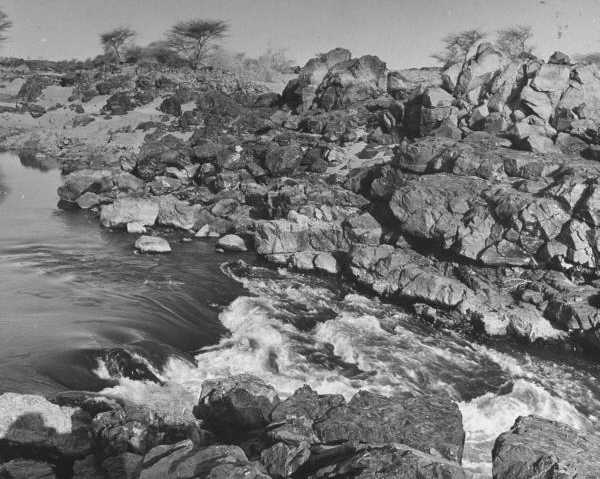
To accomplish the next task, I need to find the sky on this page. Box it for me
[1,0,600,69]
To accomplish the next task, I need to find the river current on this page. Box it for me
[1,152,599,477]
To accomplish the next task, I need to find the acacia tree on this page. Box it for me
[431,29,486,67]
[167,19,228,69]
[100,27,136,62]
[495,25,534,59]
[0,9,12,43]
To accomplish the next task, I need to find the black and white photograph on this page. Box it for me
[1,1,600,477]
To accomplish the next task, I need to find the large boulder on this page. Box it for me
[156,195,206,230]
[454,43,506,101]
[263,143,304,176]
[349,244,473,308]
[100,198,159,228]
[314,55,388,110]
[492,415,600,478]
[57,169,114,202]
[314,390,465,463]
[134,236,171,254]
[135,135,192,181]
[139,442,269,479]
[281,47,352,111]
[0,459,56,479]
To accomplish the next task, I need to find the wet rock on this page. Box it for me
[100,198,159,228]
[75,192,102,209]
[216,234,247,252]
[314,390,465,462]
[139,441,269,479]
[492,415,600,478]
[134,236,171,254]
[103,348,162,383]
[194,375,279,441]
[0,459,56,479]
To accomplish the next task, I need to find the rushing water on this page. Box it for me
[2,152,600,477]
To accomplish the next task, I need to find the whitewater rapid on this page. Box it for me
[97,261,600,478]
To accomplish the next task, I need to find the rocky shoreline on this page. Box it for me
[2,43,600,476]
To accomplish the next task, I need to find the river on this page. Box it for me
[1,151,600,477]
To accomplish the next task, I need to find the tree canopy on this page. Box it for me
[167,19,228,69]
[100,27,136,62]
[0,10,12,42]
[431,29,486,67]
[496,25,534,59]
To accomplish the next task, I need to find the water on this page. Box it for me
[2,152,600,477]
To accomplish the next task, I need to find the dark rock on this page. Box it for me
[264,143,303,176]
[194,375,279,441]
[158,96,182,116]
[0,459,56,479]
[102,92,134,115]
[314,390,465,462]
[101,452,142,479]
[136,135,191,181]
[492,415,600,478]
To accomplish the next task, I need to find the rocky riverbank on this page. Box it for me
[1,374,599,478]
[2,44,600,477]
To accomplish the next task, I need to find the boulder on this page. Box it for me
[139,442,269,479]
[134,236,171,254]
[264,143,304,176]
[102,92,134,116]
[194,375,279,440]
[314,390,465,462]
[216,234,247,252]
[0,459,56,479]
[136,135,191,181]
[343,212,382,245]
[100,198,159,228]
[492,415,600,478]
[58,169,113,202]
[158,96,182,116]
[157,195,205,230]
[315,55,388,110]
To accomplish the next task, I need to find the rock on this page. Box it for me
[75,191,102,209]
[58,169,113,202]
[0,393,92,461]
[139,441,269,479]
[216,234,247,252]
[100,198,159,228]
[349,244,473,308]
[531,63,571,94]
[343,212,382,245]
[521,134,560,154]
[134,236,171,254]
[0,459,56,479]
[455,43,506,99]
[194,375,278,440]
[264,143,303,176]
[282,48,352,111]
[136,135,191,181]
[260,441,310,478]
[126,222,146,234]
[315,55,388,110]
[157,195,205,230]
[520,86,553,121]
[312,444,468,479]
[102,452,142,479]
[313,252,339,274]
[393,136,457,173]
[102,92,134,115]
[314,390,465,462]
[254,218,349,257]
[158,96,182,116]
[549,51,572,65]
[492,415,600,478]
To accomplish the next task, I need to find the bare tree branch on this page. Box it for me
[495,25,534,59]
[431,29,486,68]
[0,10,13,43]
